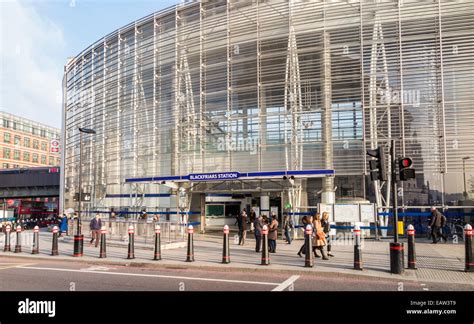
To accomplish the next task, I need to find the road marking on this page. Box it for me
[420,283,426,286]
[272,275,300,291]
[17,266,280,286]
[80,266,113,271]
[0,263,36,270]
[423,288,429,291]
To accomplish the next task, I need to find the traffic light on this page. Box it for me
[399,157,416,181]
[366,147,387,182]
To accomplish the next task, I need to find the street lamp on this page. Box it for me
[73,127,96,257]
[462,157,470,200]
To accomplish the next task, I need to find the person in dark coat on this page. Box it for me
[238,209,248,245]
[321,211,334,257]
[282,213,294,244]
[430,207,447,243]
[58,214,68,237]
[297,215,313,257]
[89,214,102,247]
[268,214,279,253]
[254,215,264,252]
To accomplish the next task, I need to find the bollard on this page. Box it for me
[389,242,404,274]
[261,225,270,265]
[99,226,107,258]
[186,225,195,262]
[153,225,161,261]
[222,225,230,264]
[304,225,313,268]
[32,226,39,254]
[3,224,11,252]
[353,225,363,270]
[465,224,473,272]
[407,224,417,270]
[51,226,59,256]
[14,225,22,253]
[127,225,135,259]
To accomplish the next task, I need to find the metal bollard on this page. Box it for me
[222,225,230,264]
[389,242,404,274]
[261,225,270,265]
[99,226,107,258]
[73,217,84,257]
[353,225,363,270]
[407,224,417,270]
[32,226,39,254]
[186,225,195,262]
[51,226,59,256]
[153,225,161,261]
[3,224,11,252]
[127,225,135,259]
[465,224,473,272]
[304,225,313,268]
[14,225,22,253]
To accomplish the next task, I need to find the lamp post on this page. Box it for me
[73,127,96,257]
[462,157,470,200]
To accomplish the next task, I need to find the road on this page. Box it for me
[0,257,470,291]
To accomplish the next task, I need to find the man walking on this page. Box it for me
[254,215,263,252]
[89,214,102,247]
[430,207,447,244]
[238,209,248,245]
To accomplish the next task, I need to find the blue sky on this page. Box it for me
[0,0,179,128]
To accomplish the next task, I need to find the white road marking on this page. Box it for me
[423,288,429,291]
[80,266,113,271]
[420,283,426,286]
[272,275,300,291]
[17,266,280,286]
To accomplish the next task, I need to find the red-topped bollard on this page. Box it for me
[465,224,473,272]
[304,225,313,268]
[222,225,230,264]
[51,226,59,256]
[32,226,40,254]
[407,224,417,269]
[186,225,195,262]
[3,224,11,252]
[127,225,135,259]
[153,225,161,261]
[99,226,107,258]
[261,225,270,265]
[353,225,362,270]
[14,225,22,253]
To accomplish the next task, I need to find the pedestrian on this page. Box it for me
[254,214,264,252]
[282,213,294,244]
[312,213,329,260]
[268,213,279,253]
[430,207,447,244]
[297,214,313,257]
[89,214,102,247]
[238,209,247,245]
[321,211,334,257]
[249,208,256,233]
[59,213,68,237]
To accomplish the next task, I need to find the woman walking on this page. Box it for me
[312,213,329,260]
[297,215,313,257]
[321,212,334,257]
[268,215,279,253]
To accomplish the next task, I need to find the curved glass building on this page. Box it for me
[62,0,474,223]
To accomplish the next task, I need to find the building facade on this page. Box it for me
[62,0,474,225]
[0,111,61,170]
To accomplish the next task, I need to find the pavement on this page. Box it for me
[0,228,473,289]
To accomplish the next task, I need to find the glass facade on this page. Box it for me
[63,0,474,212]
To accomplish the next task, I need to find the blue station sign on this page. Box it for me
[188,172,240,181]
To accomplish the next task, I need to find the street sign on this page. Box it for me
[50,139,60,153]
[74,193,91,202]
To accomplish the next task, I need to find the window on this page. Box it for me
[40,129,46,138]
[13,164,19,168]
[24,137,30,147]
[23,152,30,162]
[14,135,21,145]
[41,142,47,151]
[14,150,20,160]
[48,156,55,165]
[41,155,46,164]
[4,132,11,143]
[32,153,38,163]
[3,148,10,159]
[33,140,39,149]
[2,163,9,169]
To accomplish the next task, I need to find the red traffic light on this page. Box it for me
[399,157,412,168]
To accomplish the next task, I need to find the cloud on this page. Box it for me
[0,1,65,128]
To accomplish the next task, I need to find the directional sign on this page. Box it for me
[188,172,240,182]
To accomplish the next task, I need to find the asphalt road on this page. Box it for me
[0,257,471,291]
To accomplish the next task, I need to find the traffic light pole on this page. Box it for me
[390,139,404,274]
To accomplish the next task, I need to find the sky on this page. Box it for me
[0,0,179,129]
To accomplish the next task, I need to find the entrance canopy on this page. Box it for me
[125,169,335,184]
